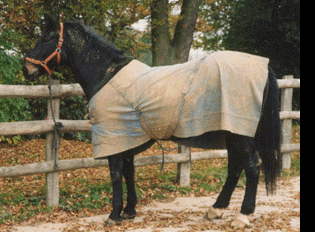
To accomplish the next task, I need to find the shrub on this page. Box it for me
[0,44,32,143]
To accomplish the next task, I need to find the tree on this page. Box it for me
[222,0,300,79]
[1,0,209,66]
[0,0,151,58]
[194,0,235,51]
[150,0,204,66]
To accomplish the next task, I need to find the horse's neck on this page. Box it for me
[66,42,132,101]
[70,60,109,100]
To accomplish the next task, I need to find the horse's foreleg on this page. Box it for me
[107,154,124,224]
[122,153,137,219]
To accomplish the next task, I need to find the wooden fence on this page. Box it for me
[0,76,300,207]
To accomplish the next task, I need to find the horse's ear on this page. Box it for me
[44,13,59,33]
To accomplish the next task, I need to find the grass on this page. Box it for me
[0,125,300,228]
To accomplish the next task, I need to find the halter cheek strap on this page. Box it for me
[26,23,64,75]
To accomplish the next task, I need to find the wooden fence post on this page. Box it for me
[281,75,294,170]
[46,80,61,207]
[177,145,191,187]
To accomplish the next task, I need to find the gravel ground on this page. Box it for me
[11,176,300,232]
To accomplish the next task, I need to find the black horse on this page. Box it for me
[23,15,281,227]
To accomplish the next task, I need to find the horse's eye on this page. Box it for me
[42,32,56,43]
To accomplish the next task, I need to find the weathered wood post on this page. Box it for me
[281,75,294,170]
[177,145,191,187]
[46,80,61,207]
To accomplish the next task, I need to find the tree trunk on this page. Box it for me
[151,0,172,66]
[151,0,203,66]
[172,0,203,64]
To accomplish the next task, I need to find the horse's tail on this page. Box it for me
[255,67,282,195]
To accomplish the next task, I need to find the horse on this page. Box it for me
[23,15,281,227]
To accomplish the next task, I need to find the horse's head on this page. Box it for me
[23,14,66,80]
[23,15,133,99]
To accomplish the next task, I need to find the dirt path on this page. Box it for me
[11,176,300,232]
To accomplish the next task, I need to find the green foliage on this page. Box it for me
[1,0,152,57]
[195,0,235,51]
[0,34,32,143]
[222,0,300,79]
[0,43,22,84]
[0,98,32,123]
[0,191,52,225]
[60,96,90,141]
[59,181,112,212]
[0,98,32,144]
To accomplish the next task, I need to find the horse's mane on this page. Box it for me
[65,21,126,59]
[62,21,133,100]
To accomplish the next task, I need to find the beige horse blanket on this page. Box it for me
[89,51,269,159]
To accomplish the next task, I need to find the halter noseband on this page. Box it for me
[26,23,64,75]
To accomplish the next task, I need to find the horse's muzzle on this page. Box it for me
[22,62,40,81]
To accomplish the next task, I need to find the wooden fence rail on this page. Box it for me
[0,111,300,137]
[0,144,299,178]
[0,79,300,99]
[0,76,300,207]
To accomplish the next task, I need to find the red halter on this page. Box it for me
[26,23,64,75]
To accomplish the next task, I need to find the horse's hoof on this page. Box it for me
[121,212,136,220]
[230,213,251,228]
[104,218,122,226]
[204,206,223,221]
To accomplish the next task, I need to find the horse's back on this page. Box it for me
[89,51,270,158]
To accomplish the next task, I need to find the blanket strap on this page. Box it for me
[160,72,197,140]
[133,72,195,171]
[135,72,196,141]
[162,92,187,140]
[135,98,183,140]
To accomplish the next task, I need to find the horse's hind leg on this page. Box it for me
[240,150,261,216]
[231,146,261,228]
[106,154,124,225]
[205,133,246,220]
[229,150,261,228]
[205,133,261,228]
[122,153,137,219]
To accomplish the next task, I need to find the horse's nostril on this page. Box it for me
[22,66,30,78]
[22,66,27,73]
